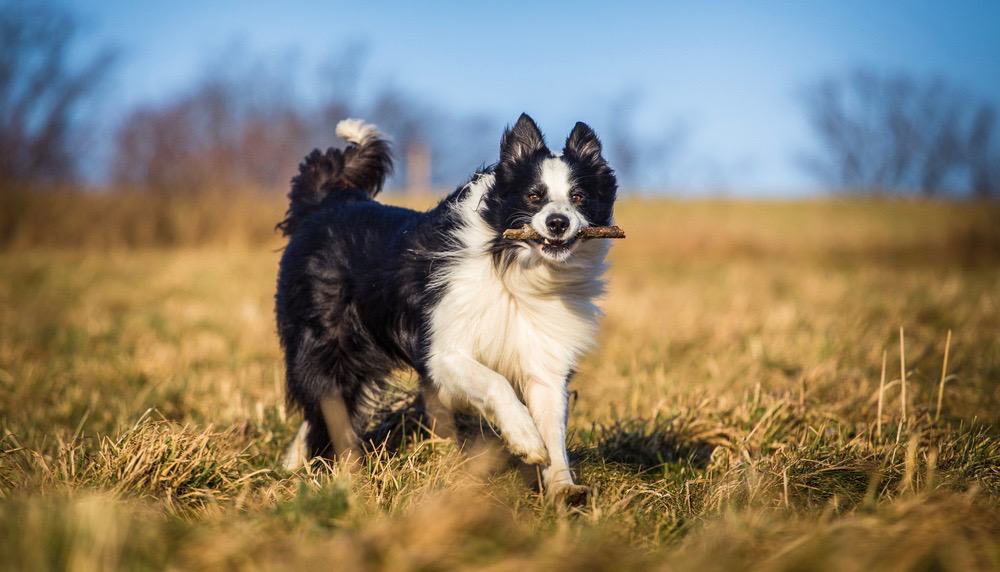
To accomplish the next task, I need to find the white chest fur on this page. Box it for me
[430,253,603,389]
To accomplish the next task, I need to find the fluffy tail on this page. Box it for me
[277,119,392,236]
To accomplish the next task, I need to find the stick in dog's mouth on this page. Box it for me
[502,224,626,241]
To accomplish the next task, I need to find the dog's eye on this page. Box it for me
[526,192,542,204]
[570,192,585,205]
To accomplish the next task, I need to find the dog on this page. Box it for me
[276,113,617,502]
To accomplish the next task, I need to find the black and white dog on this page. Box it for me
[276,114,617,501]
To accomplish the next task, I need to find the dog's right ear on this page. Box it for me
[499,113,547,165]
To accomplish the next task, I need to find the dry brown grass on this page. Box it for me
[0,189,285,249]
[1,194,999,570]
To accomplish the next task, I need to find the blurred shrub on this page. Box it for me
[3,190,999,262]
[0,188,285,249]
[112,56,310,196]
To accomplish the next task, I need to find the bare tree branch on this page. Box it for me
[800,68,999,197]
[0,1,116,187]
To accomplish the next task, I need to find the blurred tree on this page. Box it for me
[113,52,309,194]
[605,92,642,184]
[605,90,689,191]
[800,68,999,197]
[0,1,115,188]
[113,45,497,195]
[350,85,496,191]
[368,85,435,190]
[315,42,368,124]
[968,103,999,199]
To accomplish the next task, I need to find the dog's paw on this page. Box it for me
[503,424,548,465]
[507,439,548,465]
[547,483,591,507]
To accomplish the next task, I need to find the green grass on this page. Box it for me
[2,197,1000,570]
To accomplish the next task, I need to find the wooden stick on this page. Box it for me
[502,224,626,240]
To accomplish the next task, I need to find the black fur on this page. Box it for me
[276,131,393,237]
[275,114,617,459]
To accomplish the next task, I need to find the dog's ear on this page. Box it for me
[500,113,547,165]
[565,121,617,200]
[563,121,605,165]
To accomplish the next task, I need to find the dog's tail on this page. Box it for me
[277,119,392,236]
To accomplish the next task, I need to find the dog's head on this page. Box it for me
[483,113,617,264]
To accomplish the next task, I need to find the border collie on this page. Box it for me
[276,114,617,502]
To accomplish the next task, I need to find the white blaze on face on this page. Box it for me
[540,157,572,203]
[532,157,588,239]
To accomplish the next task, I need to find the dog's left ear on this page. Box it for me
[500,113,548,165]
[564,122,617,200]
[563,122,605,165]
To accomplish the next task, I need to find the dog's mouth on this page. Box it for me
[532,236,578,258]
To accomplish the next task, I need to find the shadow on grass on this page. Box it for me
[580,417,717,471]
[358,388,719,475]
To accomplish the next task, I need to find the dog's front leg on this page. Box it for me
[428,352,547,464]
[525,375,589,504]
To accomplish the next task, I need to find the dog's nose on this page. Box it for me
[545,214,570,236]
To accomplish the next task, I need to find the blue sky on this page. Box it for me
[71,0,1000,193]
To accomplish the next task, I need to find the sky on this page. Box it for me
[68,0,1000,194]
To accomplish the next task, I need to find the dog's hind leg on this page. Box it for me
[282,421,311,470]
[320,392,362,463]
[422,382,456,441]
[292,396,361,466]
[285,338,372,465]
[283,391,371,468]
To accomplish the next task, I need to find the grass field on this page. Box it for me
[2,197,1000,571]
